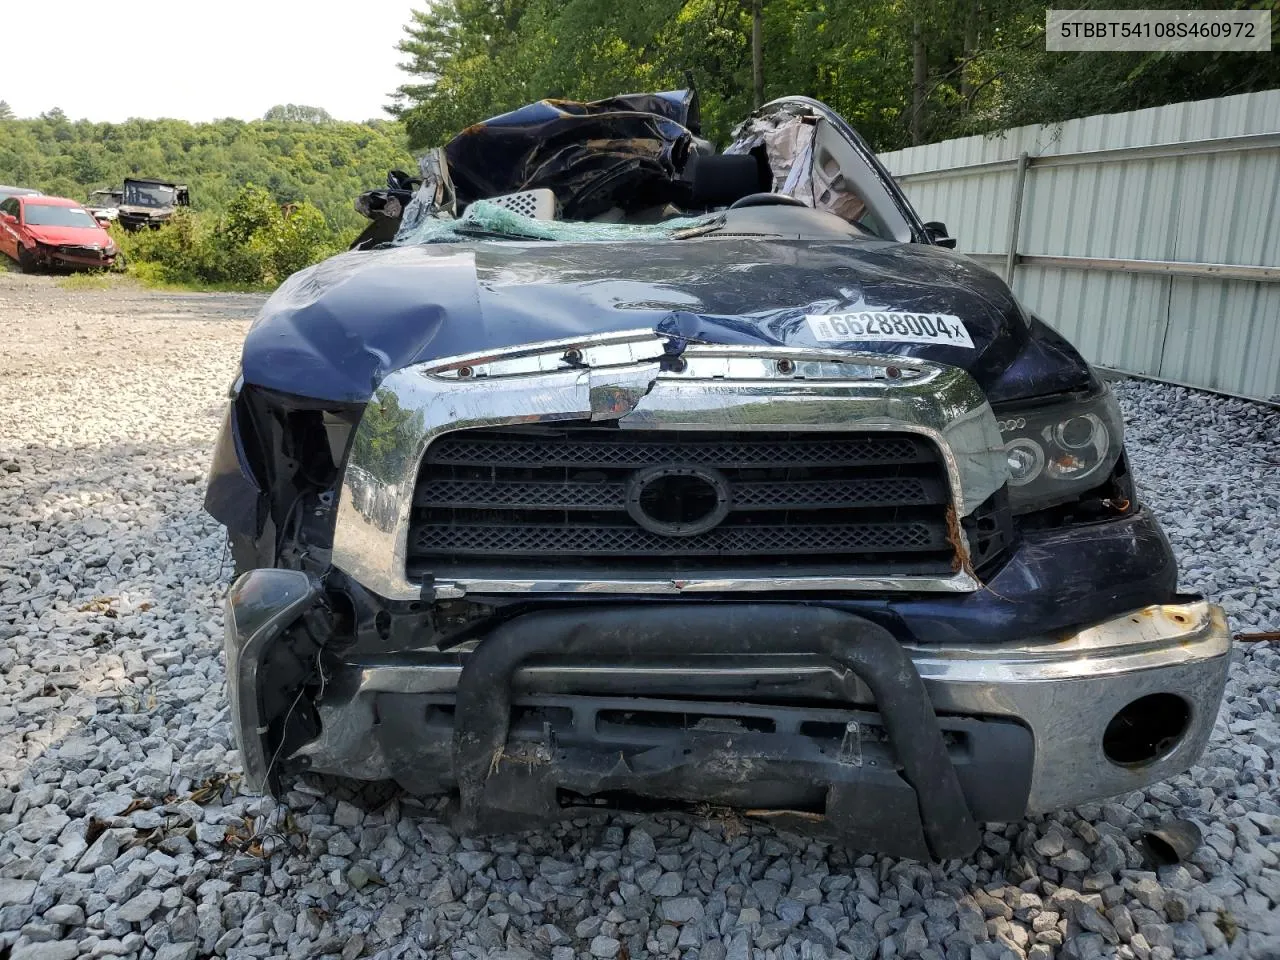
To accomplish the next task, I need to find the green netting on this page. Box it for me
[396,199,718,245]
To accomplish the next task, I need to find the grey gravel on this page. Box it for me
[0,880,36,907]
[9,942,81,960]
[1,274,1278,960]
[590,934,622,958]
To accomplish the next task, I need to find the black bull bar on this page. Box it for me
[449,604,981,860]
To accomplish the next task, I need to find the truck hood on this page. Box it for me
[242,237,1092,405]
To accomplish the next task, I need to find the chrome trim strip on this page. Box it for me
[331,329,1007,602]
[429,572,979,599]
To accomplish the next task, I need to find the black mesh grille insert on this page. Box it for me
[407,424,983,578]
[416,521,943,557]
[427,434,928,469]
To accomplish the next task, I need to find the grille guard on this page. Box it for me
[332,329,1008,601]
[449,603,982,860]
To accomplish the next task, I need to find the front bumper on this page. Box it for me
[32,246,116,270]
[224,570,1230,858]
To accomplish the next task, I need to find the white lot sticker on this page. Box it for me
[805,311,975,348]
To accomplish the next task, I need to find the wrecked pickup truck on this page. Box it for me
[117,177,189,231]
[208,91,1230,860]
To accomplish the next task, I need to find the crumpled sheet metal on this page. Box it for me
[728,109,866,223]
[728,112,813,192]
[241,228,1044,406]
[398,149,456,238]
[437,90,698,221]
[395,199,716,246]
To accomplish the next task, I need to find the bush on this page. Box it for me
[251,202,340,281]
[115,184,351,288]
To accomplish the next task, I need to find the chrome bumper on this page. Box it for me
[224,569,1230,815]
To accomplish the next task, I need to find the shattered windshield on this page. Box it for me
[365,90,906,252]
[395,199,719,245]
[123,182,176,208]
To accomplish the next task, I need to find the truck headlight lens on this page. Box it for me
[1004,438,1045,487]
[994,385,1124,512]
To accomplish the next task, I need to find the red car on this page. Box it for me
[0,194,118,272]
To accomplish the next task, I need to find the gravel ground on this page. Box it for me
[1,272,1278,960]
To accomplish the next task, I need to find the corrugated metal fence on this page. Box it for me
[879,91,1280,401]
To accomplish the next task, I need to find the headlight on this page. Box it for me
[994,385,1124,512]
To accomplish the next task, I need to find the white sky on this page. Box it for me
[5,0,421,123]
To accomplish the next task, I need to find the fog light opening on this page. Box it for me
[1103,694,1191,767]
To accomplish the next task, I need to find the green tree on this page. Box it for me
[263,104,336,123]
[0,101,13,121]
[0,114,412,231]
[224,184,280,246]
[390,0,1280,152]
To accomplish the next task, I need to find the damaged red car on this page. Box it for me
[0,194,119,272]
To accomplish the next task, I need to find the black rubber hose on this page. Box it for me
[451,603,979,859]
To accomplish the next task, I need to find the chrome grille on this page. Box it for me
[407,425,969,578]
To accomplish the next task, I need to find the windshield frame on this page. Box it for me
[22,204,102,229]
[123,182,177,208]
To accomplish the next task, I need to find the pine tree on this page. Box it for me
[0,101,14,121]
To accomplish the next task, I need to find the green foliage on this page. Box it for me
[391,0,1280,152]
[114,185,352,289]
[0,114,411,233]
[263,104,335,124]
[251,201,339,281]
[0,101,12,122]
[224,185,281,246]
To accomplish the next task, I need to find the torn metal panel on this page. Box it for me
[728,106,867,224]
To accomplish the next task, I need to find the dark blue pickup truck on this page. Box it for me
[206,91,1229,860]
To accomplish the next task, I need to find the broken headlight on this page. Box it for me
[994,385,1125,513]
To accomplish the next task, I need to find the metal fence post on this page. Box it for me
[1004,152,1030,285]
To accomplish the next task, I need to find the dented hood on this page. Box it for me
[242,237,1091,406]
[25,223,112,246]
